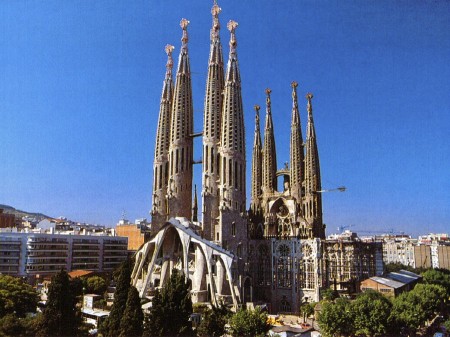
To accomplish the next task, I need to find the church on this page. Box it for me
[131,1,383,313]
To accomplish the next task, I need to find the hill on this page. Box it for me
[0,204,52,221]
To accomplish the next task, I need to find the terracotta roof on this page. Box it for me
[68,270,94,278]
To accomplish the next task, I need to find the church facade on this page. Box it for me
[131,2,383,313]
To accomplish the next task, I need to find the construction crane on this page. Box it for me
[316,186,346,193]
[337,224,355,233]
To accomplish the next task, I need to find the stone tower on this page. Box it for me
[202,2,225,241]
[250,105,262,214]
[303,93,325,239]
[289,81,304,205]
[217,20,247,248]
[261,89,277,198]
[151,45,174,232]
[166,19,194,220]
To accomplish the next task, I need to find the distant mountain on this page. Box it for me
[0,204,52,221]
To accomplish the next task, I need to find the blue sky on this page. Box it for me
[0,0,449,237]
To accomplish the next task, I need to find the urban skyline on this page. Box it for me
[1,0,449,237]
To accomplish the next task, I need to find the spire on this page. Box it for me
[219,19,246,214]
[303,93,324,238]
[289,81,305,203]
[262,88,277,194]
[202,0,225,240]
[251,104,263,212]
[151,45,175,232]
[192,184,198,222]
[177,18,190,74]
[167,19,194,219]
[225,20,240,83]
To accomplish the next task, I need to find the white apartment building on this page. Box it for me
[0,231,128,277]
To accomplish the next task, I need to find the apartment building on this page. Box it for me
[0,230,127,277]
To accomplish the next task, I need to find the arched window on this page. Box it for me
[276,244,292,288]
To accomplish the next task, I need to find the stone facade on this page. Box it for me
[135,1,384,313]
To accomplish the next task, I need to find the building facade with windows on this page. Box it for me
[0,231,127,277]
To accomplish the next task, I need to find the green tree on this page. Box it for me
[101,259,132,337]
[321,288,339,301]
[144,269,193,337]
[37,269,81,337]
[389,283,445,336]
[86,276,108,295]
[196,305,229,337]
[0,274,39,318]
[317,298,354,337]
[119,286,144,337]
[299,302,315,322]
[422,269,450,295]
[351,290,392,337]
[228,307,269,337]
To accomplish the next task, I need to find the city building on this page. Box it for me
[0,208,15,228]
[116,218,151,251]
[0,230,128,278]
[360,269,421,298]
[133,1,384,313]
[382,233,450,269]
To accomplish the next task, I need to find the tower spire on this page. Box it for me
[151,45,175,232]
[217,20,246,246]
[167,19,194,220]
[202,0,225,240]
[303,93,324,238]
[250,104,262,212]
[289,81,305,204]
[262,88,277,194]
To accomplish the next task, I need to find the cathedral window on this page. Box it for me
[210,150,214,173]
[205,146,209,171]
[276,244,292,288]
[181,148,185,171]
[231,222,236,236]
[176,149,179,173]
[257,245,270,286]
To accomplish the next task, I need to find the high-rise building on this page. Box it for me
[134,1,383,312]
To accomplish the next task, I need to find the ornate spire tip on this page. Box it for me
[165,44,174,56]
[306,93,313,100]
[227,20,238,32]
[265,88,272,96]
[254,104,260,112]
[180,18,190,30]
[291,81,298,88]
[212,3,221,16]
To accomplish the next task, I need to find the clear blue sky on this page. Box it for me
[1,0,449,237]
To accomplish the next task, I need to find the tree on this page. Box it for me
[119,286,144,337]
[299,302,315,323]
[101,259,132,337]
[351,290,392,337]
[228,307,269,337]
[144,269,193,337]
[86,276,108,295]
[0,274,38,318]
[196,305,229,337]
[317,298,354,337]
[320,288,339,301]
[389,283,446,336]
[37,269,81,337]
[422,269,450,295]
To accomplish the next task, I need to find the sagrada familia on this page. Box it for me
[132,2,383,313]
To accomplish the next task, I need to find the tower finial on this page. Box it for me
[265,88,272,111]
[291,81,298,109]
[180,18,190,50]
[254,104,260,124]
[306,93,313,115]
[165,44,174,76]
[211,1,221,38]
[227,20,238,53]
